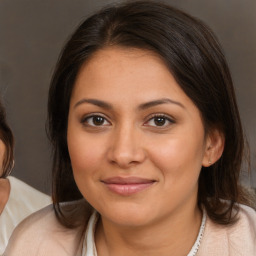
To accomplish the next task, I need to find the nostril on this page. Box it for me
[107,129,146,167]
[107,147,146,168]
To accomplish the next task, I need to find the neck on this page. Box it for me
[0,178,10,215]
[95,205,202,256]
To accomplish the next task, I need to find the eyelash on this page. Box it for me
[80,113,175,128]
[144,114,175,128]
[81,114,111,127]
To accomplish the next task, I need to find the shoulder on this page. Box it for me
[6,177,51,222]
[8,176,51,208]
[237,204,256,231]
[4,202,87,256]
[227,204,256,251]
[199,204,256,256]
[0,178,51,254]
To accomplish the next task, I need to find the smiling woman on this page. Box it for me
[67,48,213,231]
[5,1,256,256]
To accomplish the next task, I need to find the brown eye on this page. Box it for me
[144,114,175,128]
[153,117,166,126]
[92,116,105,126]
[82,115,110,127]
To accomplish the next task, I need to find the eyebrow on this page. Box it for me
[138,98,185,110]
[74,98,112,110]
[73,97,184,110]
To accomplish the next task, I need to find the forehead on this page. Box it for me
[70,47,204,124]
[69,46,204,129]
[72,47,184,100]
[79,47,169,80]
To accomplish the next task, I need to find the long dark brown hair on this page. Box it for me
[47,0,253,228]
[0,99,14,178]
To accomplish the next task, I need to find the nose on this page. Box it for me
[107,125,146,169]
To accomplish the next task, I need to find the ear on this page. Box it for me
[202,128,225,167]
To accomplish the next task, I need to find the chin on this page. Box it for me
[98,203,156,227]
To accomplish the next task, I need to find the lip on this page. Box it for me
[101,176,156,196]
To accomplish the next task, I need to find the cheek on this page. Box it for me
[0,141,6,172]
[67,130,106,202]
[148,133,205,182]
[67,128,104,178]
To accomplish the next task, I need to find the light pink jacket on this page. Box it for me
[4,203,256,256]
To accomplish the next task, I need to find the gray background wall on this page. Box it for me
[0,0,255,194]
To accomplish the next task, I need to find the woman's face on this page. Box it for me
[0,139,6,176]
[67,47,212,227]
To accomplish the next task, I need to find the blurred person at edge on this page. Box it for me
[0,99,51,255]
[5,1,256,256]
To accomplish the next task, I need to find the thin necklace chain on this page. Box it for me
[83,210,206,256]
[187,209,206,256]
